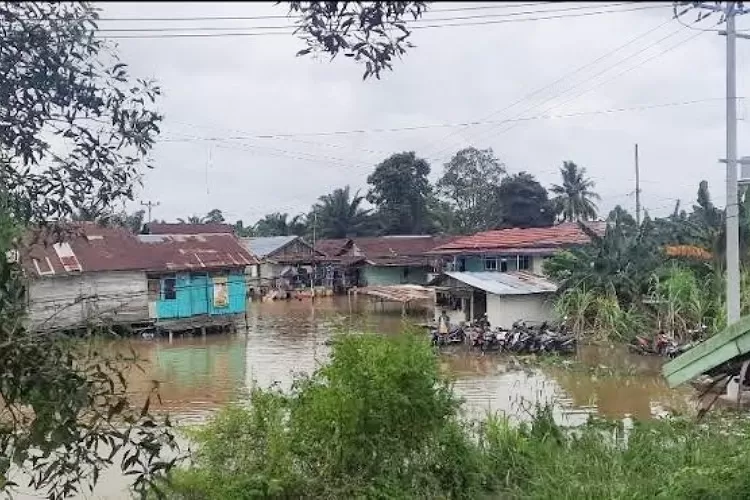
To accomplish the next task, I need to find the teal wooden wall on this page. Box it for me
[156,270,245,320]
[360,266,428,286]
[459,255,525,272]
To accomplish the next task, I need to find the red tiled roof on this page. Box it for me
[22,223,257,278]
[431,222,605,254]
[147,223,234,235]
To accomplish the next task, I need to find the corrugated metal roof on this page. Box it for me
[315,239,352,258]
[147,223,234,235]
[432,222,604,254]
[242,236,300,258]
[138,233,257,271]
[21,223,257,278]
[444,271,558,295]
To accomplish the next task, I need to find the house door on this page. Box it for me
[472,290,487,321]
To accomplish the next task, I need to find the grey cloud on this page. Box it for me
[103,2,741,224]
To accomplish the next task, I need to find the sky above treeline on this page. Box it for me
[98,2,748,223]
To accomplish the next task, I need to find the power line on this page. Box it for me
[156,97,727,142]
[419,13,677,160]
[94,3,642,32]
[100,4,669,39]
[91,2,558,22]
[428,20,707,162]
[457,28,708,158]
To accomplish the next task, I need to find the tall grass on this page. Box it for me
[163,334,750,500]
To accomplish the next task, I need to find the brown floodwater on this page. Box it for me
[12,297,697,499]
[117,297,694,425]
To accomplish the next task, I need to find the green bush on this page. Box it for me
[166,333,750,499]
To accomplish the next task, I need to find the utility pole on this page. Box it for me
[634,143,641,226]
[310,211,317,300]
[726,6,741,324]
[700,1,750,325]
[140,200,160,223]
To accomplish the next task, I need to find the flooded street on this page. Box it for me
[121,297,694,425]
[12,297,696,499]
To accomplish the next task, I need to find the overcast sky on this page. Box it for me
[97,1,750,224]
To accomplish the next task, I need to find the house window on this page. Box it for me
[147,279,160,301]
[484,257,497,271]
[163,277,177,300]
[518,255,531,271]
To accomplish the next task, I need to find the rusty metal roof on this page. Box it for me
[147,223,234,235]
[22,224,158,276]
[346,235,455,266]
[22,223,257,278]
[444,271,558,295]
[314,239,352,258]
[431,222,604,254]
[138,233,257,271]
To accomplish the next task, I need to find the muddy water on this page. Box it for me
[13,297,696,499]
[120,297,694,425]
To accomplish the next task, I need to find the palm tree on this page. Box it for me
[312,186,373,238]
[550,161,600,222]
[177,215,205,224]
[254,212,307,237]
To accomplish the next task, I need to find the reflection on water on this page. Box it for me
[117,297,694,425]
[12,297,698,499]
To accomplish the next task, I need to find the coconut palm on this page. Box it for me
[550,162,600,222]
[177,215,205,224]
[254,212,307,237]
[312,186,373,238]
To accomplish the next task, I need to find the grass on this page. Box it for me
[161,333,750,500]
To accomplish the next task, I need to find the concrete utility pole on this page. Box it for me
[699,1,750,325]
[726,6,741,324]
[140,200,160,223]
[634,143,641,226]
[690,1,750,324]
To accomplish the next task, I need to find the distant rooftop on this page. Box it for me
[431,222,605,254]
[242,235,300,258]
[147,223,234,235]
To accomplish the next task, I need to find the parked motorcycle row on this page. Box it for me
[430,320,577,355]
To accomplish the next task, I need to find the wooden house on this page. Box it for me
[22,224,156,332]
[241,236,324,295]
[22,222,257,333]
[428,222,605,275]
[139,224,257,330]
[339,235,454,287]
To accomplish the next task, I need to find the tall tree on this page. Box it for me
[313,186,373,238]
[254,212,307,237]
[109,209,146,234]
[493,172,555,229]
[367,152,433,235]
[0,3,174,497]
[436,147,506,233]
[286,2,428,80]
[550,161,600,222]
[205,208,225,223]
[233,220,254,237]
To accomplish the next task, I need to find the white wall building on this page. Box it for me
[434,271,558,329]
